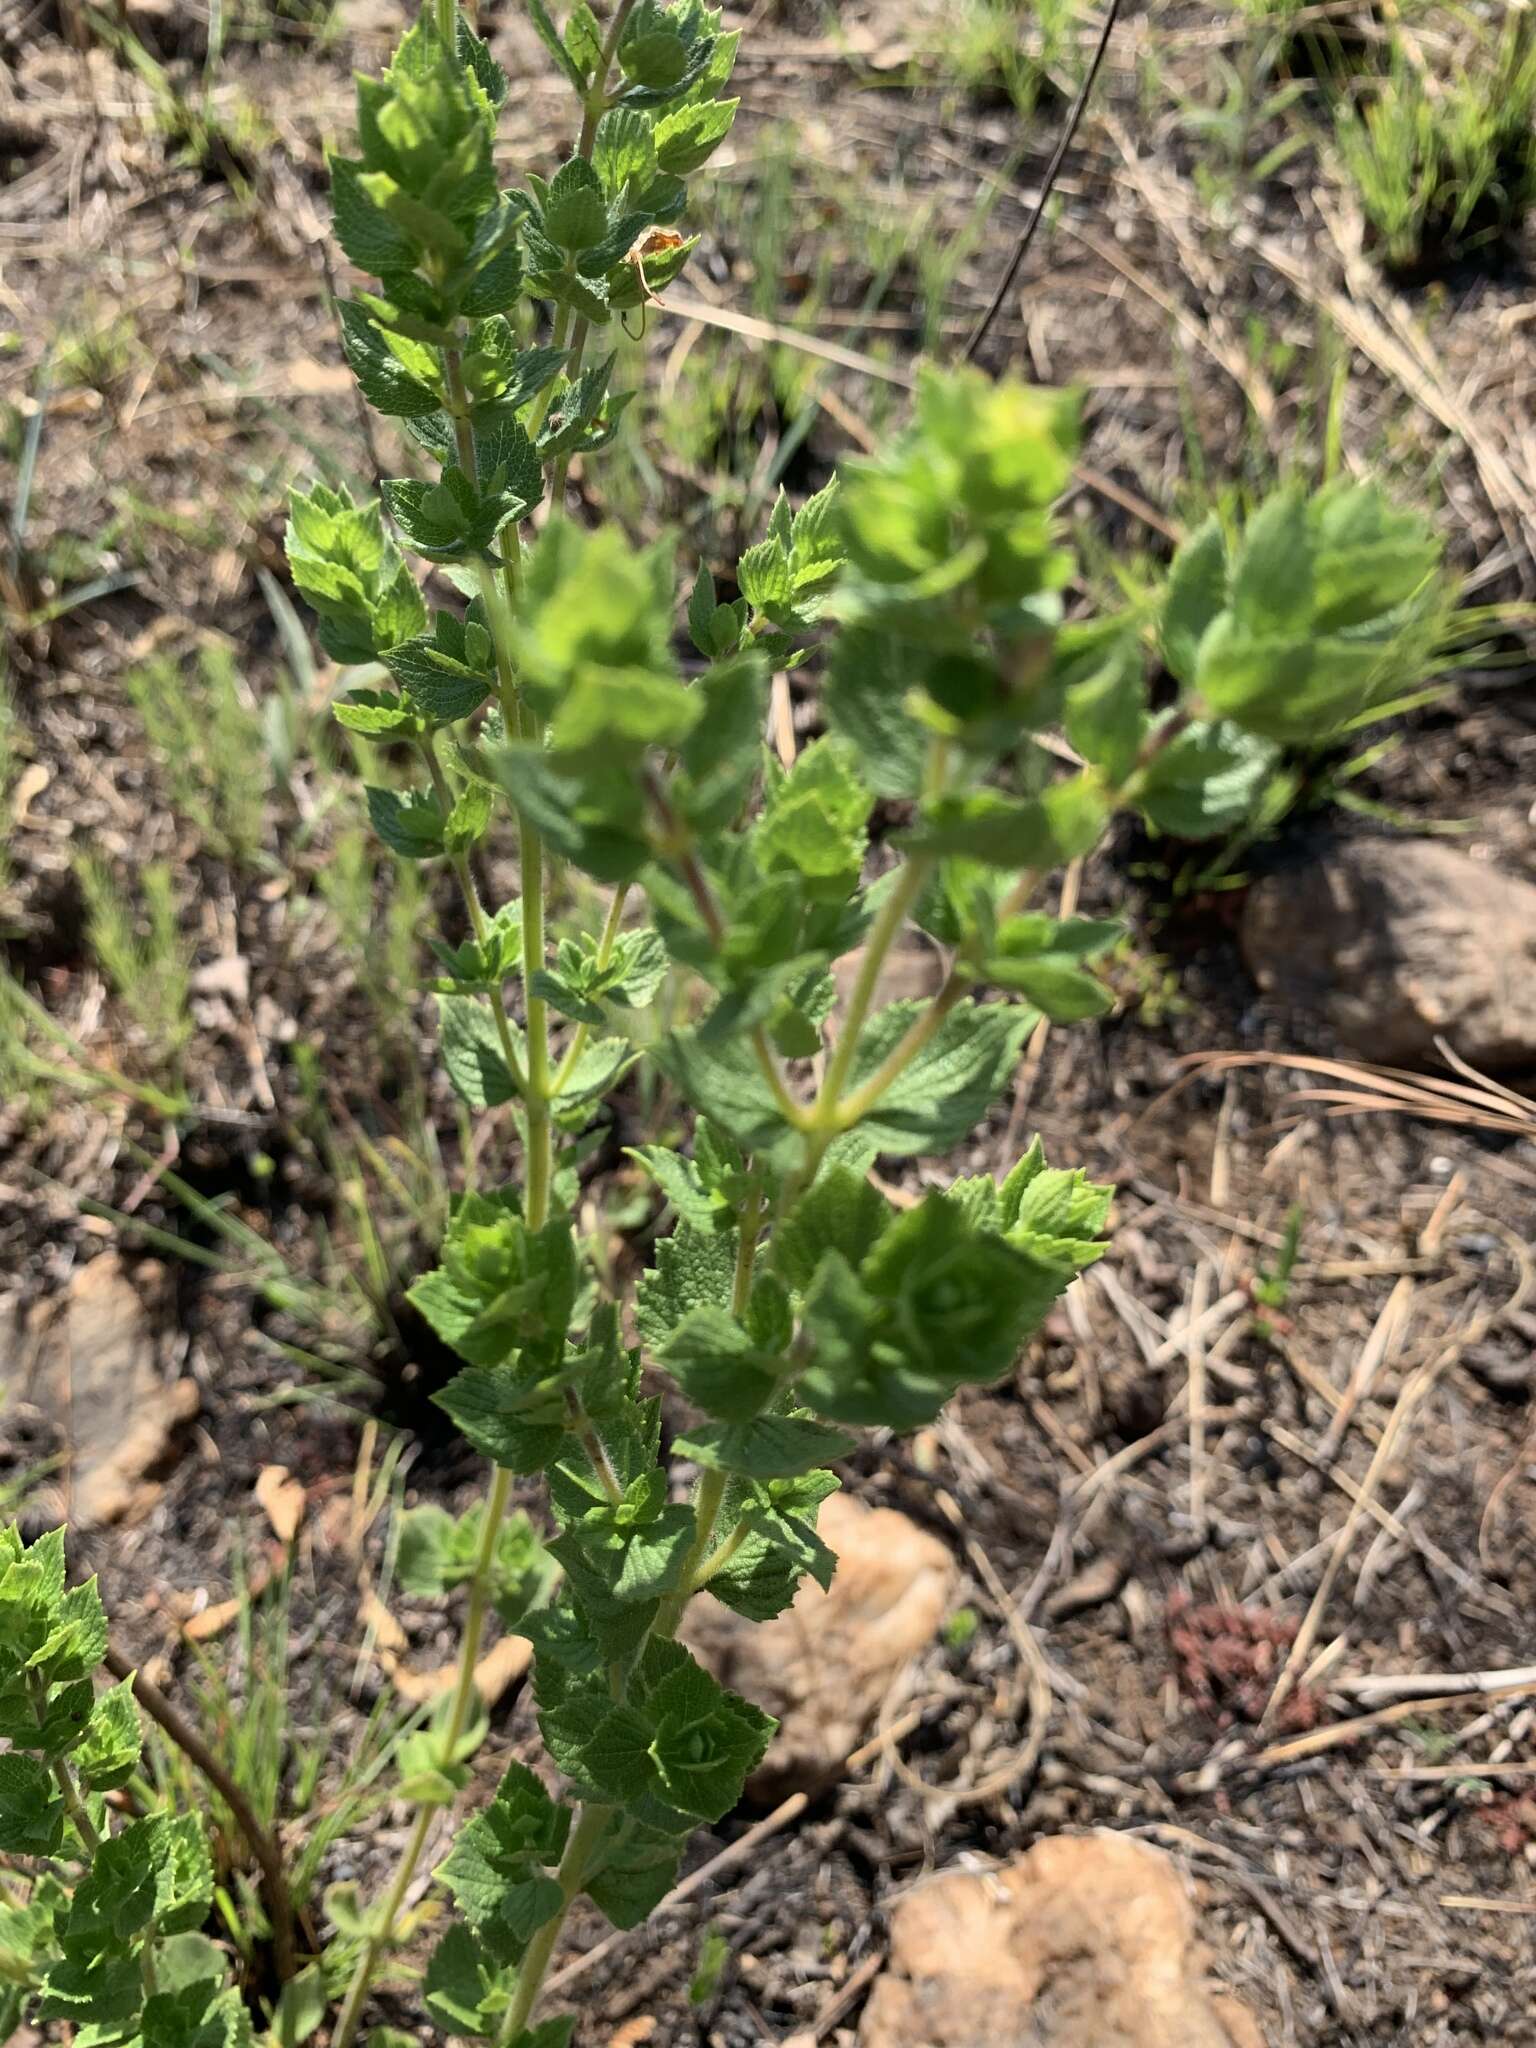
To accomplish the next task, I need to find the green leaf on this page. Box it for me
[1159,514,1227,684]
[37,1952,143,2029]
[438,994,522,1108]
[649,1030,797,1159]
[1135,717,1278,838]
[593,106,657,194]
[435,1370,567,1474]
[333,690,421,739]
[672,1415,854,1478]
[653,95,738,174]
[1062,638,1148,785]
[68,1819,160,1945]
[905,776,1107,868]
[840,1000,1035,1157]
[644,1651,774,1821]
[1231,489,1313,633]
[770,1165,891,1293]
[151,1812,217,1934]
[338,302,441,418]
[658,1306,782,1421]
[524,0,586,88]
[365,785,446,861]
[581,1818,684,1930]
[330,153,414,276]
[73,1674,141,1790]
[271,1964,328,2048]
[382,618,495,723]
[0,1752,62,1856]
[140,1978,253,2048]
[824,627,927,798]
[632,1219,738,1340]
[755,739,868,893]
[438,1768,567,1957]
[705,1471,839,1621]
[543,156,608,250]
[424,1924,500,2038]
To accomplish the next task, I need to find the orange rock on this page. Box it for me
[860,1834,1266,2048]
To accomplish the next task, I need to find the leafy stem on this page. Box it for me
[493,1801,613,2047]
[30,1674,101,1857]
[331,1465,517,2048]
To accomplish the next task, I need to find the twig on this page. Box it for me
[961,0,1126,364]
[103,1647,302,1981]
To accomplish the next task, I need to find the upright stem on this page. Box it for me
[813,855,933,1123]
[334,307,556,2048]
[493,1802,612,2047]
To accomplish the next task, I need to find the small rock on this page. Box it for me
[1241,838,1536,1070]
[1,1255,197,1528]
[682,1493,956,1794]
[859,1834,1265,2048]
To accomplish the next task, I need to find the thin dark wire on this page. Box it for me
[960,0,1126,367]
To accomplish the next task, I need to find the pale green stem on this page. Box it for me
[330,1466,516,2048]
[812,854,934,1124]
[830,978,965,1131]
[493,1802,613,2047]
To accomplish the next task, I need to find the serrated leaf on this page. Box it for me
[0,1752,62,1856]
[634,1227,738,1354]
[658,1306,783,1422]
[423,1924,498,2038]
[653,95,738,175]
[366,784,445,860]
[339,302,441,418]
[382,631,494,724]
[672,1415,854,1478]
[438,994,522,1108]
[840,1000,1035,1157]
[435,1370,566,1473]
[770,1166,891,1293]
[73,1675,141,1791]
[1160,513,1228,684]
[543,156,608,250]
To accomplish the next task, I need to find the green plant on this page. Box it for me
[3,2,1431,2042]
[77,855,194,1074]
[126,644,271,870]
[1139,474,1452,883]
[1333,23,1536,278]
[0,1524,243,2041]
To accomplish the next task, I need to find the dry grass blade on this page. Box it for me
[1150,1050,1536,1140]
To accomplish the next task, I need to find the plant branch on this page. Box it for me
[813,855,934,1124]
[493,1801,613,2046]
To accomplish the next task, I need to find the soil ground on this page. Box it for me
[3,1,1536,2042]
